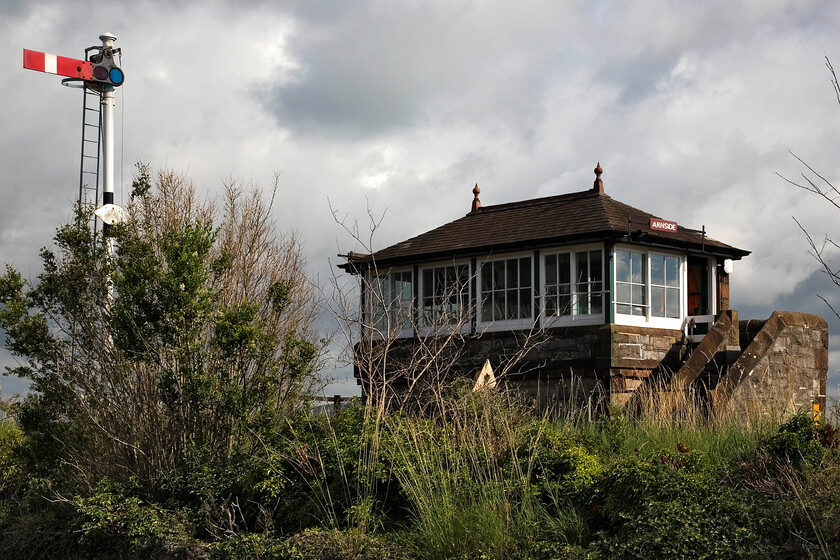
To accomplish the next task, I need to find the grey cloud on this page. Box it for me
[261,2,578,138]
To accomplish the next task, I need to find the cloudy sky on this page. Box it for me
[1,0,839,398]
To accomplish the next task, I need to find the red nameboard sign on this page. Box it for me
[649,218,677,232]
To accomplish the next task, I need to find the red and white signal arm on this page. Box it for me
[23,49,93,80]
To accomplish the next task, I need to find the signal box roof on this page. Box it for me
[341,168,749,272]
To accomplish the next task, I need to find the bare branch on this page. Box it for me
[827,55,840,106]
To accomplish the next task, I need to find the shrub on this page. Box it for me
[764,413,824,467]
[75,477,192,557]
[586,452,762,559]
[521,419,602,498]
[279,528,410,560]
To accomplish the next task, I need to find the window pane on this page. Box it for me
[544,253,571,319]
[545,285,557,316]
[558,285,571,316]
[519,288,531,318]
[481,263,492,291]
[650,254,664,285]
[577,252,589,282]
[576,294,588,316]
[393,272,413,328]
[558,254,571,284]
[436,268,447,293]
[482,298,494,322]
[506,259,518,289]
[402,275,413,299]
[519,257,531,287]
[457,265,469,290]
[616,283,630,305]
[590,251,602,281]
[631,285,644,306]
[591,293,602,315]
[666,287,680,318]
[651,286,665,317]
[545,255,556,285]
[493,291,505,321]
[631,253,643,283]
[493,261,505,290]
[616,251,629,282]
[666,256,679,287]
[508,291,519,319]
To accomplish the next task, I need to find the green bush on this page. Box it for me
[586,452,762,559]
[764,413,824,467]
[520,419,602,499]
[280,528,410,560]
[75,477,191,557]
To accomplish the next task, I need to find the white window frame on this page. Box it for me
[476,252,535,332]
[613,245,685,330]
[364,267,415,338]
[417,260,472,335]
[541,244,605,328]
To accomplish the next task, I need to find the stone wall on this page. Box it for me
[355,310,828,418]
[714,311,828,416]
[606,325,686,405]
[446,324,687,407]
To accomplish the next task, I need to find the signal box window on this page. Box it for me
[615,250,646,316]
[421,264,470,326]
[368,271,414,334]
[480,257,533,322]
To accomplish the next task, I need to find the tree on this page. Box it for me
[327,201,549,414]
[0,164,321,488]
[777,56,840,318]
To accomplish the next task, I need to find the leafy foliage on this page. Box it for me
[586,452,762,559]
[764,412,825,467]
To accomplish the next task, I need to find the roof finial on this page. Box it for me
[593,162,604,194]
[471,183,481,212]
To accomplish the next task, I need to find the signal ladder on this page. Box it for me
[77,85,102,230]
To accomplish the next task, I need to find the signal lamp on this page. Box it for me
[89,47,124,87]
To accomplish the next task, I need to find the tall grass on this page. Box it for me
[283,376,827,559]
[579,377,781,466]
[384,389,537,559]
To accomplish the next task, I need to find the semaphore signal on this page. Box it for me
[22,33,127,240]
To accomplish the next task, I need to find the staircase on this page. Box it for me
[663,310,828,415]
